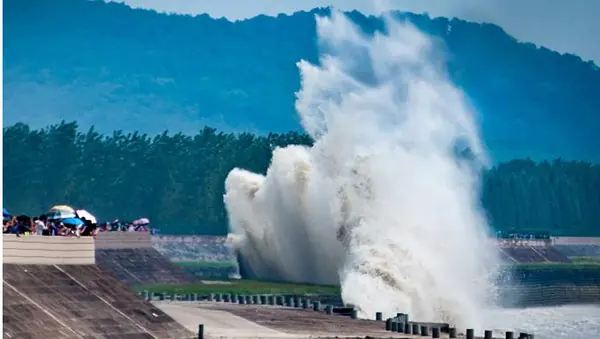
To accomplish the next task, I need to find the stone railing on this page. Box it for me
[3,234,95,264]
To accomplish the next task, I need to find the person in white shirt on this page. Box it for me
[33,216,46,236]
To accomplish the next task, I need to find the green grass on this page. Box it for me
[170,257,600,272]
[571,256,600,264]
[174,260,237,269]
[134,258,600,295]
[133,279,340,295]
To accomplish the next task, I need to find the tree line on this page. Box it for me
[3,121,599,236]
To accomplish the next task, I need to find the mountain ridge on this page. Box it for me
[4,0,600,161]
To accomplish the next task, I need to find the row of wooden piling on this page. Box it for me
[140,290,355,316]
[139,291,533,339]
[383,313,535,339]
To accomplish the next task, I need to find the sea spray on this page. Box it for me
[224,11,500,328]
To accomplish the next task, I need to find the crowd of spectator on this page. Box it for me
[2,206,152,237]
[3,214,97,237]
[494,230,554,247]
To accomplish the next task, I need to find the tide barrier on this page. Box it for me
[2,234,95,264]
[3,231,154,265]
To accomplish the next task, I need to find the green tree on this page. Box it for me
[3,122,600,236]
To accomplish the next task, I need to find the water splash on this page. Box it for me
[224,11,500,329]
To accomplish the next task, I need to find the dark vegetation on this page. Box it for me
[4,122,600,236]
[4,0,600,161]
[133,280,341,296]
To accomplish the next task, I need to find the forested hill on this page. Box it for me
[3,122,600,236]
[4,0,600,162]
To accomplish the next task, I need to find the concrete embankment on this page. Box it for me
[2,234,195,339]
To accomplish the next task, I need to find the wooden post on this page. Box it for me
[197,324,204,339]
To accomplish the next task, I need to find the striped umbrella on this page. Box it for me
[47,209,76,220]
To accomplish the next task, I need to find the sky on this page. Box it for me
[114,0,600,65]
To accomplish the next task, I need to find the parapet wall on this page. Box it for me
[553,237,600,245]
[94,231,152,249]
[3,234,95,264]
[3,232,153,265]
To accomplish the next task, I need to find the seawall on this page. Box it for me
[2,232,194,285]
[95,230,153,249]
[2,231,154,264]
[95,232,196,285]
[498,267,600,307]
[2,233,194,338]
[3,233,95,264]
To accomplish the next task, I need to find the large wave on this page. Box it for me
[224,11,500,329]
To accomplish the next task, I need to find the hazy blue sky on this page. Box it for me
[115,0,599,65]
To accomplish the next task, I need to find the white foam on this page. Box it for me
[224,11,500,329]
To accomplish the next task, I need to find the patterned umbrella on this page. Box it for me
[47,210,76,220]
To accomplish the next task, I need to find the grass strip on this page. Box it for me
[133,279,340,295]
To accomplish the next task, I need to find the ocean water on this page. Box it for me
[486,305,600,339]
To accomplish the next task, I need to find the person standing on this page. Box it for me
[34,215,46,235]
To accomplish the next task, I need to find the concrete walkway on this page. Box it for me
[155,302,299,338]
[153,301,465,339]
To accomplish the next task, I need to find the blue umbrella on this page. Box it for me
[3,208,12,221]
[62,217,84,226]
